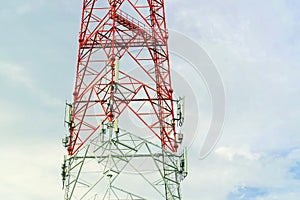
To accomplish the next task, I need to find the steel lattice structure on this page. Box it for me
[62,0,187,199]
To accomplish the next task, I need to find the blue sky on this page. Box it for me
[0,0,300,199]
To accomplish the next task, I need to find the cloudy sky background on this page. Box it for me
[0,0,300,199]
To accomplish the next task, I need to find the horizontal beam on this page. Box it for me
[72,153,179,160]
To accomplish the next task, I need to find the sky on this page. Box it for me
[0,0,300,200]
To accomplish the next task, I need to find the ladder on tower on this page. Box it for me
[112,9,152,40]
[82,10,166,49]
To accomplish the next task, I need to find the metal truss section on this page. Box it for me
[63,127,187,200]
[67,0,179,156]
[62,0,188,199]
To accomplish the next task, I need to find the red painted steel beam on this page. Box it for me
[68,0,177,155]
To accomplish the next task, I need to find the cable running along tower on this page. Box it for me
[62,0,187,199]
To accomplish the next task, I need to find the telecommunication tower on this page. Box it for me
[62,0,187,199]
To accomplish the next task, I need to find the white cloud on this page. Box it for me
[215,146,260,161]
[0,63,33,88]
[0,62,61,107]
[165,2,300,199]
[0,140,65,200]
[181,146,300,200]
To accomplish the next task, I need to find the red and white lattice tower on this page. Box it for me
[62,1,187,199]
